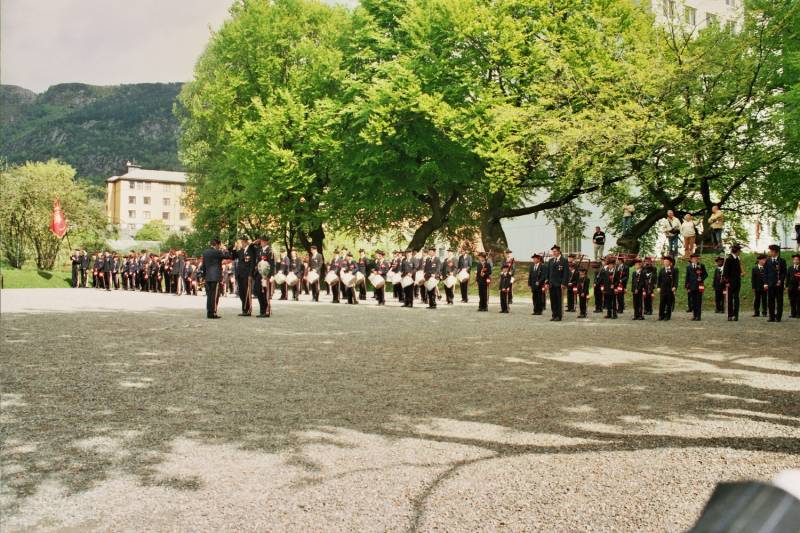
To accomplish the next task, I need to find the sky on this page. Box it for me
[1,0,356,93]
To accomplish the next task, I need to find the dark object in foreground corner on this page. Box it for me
[689,481,800,533]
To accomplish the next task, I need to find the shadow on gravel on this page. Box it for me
[2,305,799,519]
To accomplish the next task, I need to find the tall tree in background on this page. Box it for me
[613,1,800,251]
[177,0,350,252]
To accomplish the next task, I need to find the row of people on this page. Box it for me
[70,250,201,295]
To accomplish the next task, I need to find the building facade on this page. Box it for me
[652,0,742,31]
[106,163,192,238]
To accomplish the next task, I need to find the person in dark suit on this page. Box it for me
[501,250,516,304]
[254,236,273,317]
[201,239,231,318]
[576,268,590,318]
[657,256,678,320]
[401,249,415,308]
[630,259,646,320]
[547,245,569,321]
[722,244,744,321]
[173,251,185,295]
[499,264,512,313]
[615,260,629,314]
[457,248,472,303]
[685,253,708,321]
[476,252,492,311]
[598,257,618,319]
[423,247,441,309]
[372,250,390,305]
[712,256,725,313]
[528,254,545,315]
[565,260,579,312]
[329,250,342,303]
[102,252,113,291]
[232,235,258,316]
[79,250,89,287]
[751,255,768,317]
[593,263,604,313]
[764,244,787,322]
[440,250,458,305]
[308,245,323,302]
[70,250,80,288]
[788,254,800,318]
[642,257,656,315]
[289,249,304,301]
[357,249,369,301]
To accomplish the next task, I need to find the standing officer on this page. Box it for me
[657,256,678,320]
[457,248,472,303]
[289,249,304,301]
[502,250,516,304]
[232,235,257,316]
[565,259,579,312]
[599,257,618,319]
[752,255,768,317]
[102,252,113,291]
[476,252,492,312]
[441,250,458,305]
[576,268,590,318]
[308,245,323,302]
[423,247,441,309]
[357,249,369,301]
[372,250,390,305]
[79,250,89,287]
[615,259,629,314]
[764,244,787,322]
[630,259,646,320]
[528,254,545,315]
[329,250,342,303]
[547,245,569,321]
[712,256,725,313]
[642,257,656,315]
[788,254,800,318]
[401,249,415,308]
[70,250,81,287]
[201,239,230,319]
[685,253,708,321]
[722,244,744,321]
[254,236,273,317]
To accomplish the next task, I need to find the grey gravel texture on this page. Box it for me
[1,288,799,532]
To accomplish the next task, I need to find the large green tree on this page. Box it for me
[177,0,350,253]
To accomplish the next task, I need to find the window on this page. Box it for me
[555,223,583,255]
[725,19,736,33]
[128,196,136,204]
[128,210,136,218]
[162,212,170,220]
[684,6,696,25]
[129,181,136,189]
[179,212,187,220]
[144,182,151,191]
[144,211,151,220]
[163,183,171,192]
[180,185,186,193]
[663,0,676,18]
[706,13,719,26]
[725,0,736,6]
[163,197,171,207]
[143,196,151,205]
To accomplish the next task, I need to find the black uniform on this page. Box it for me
[329,256,342,303]
[357,254,369,300]
[289,256,304,301]
[441,258,457,304]
[423,255,441,308]
[576,275,590,317]
[788,262,800,318]
[642,264,656,315]
[501,257,516,304]
[401,256,415,307]
[615,263,629,313]
[79,253,89,287]
[685,262,708,320]
[499,271,512,313]
[70,253,80,287]
[528,262,546,315]
[476,260,492,311]
[765,255,787,322]
[593,268,604,313]
[201,246,230,318]
[457,253,472,303]
[657,266,679,320]
[373,258,390,305]
[565,266,579,312]
[598,266,617,318]
[254,245,274,316]
[712,264,725,313]
[102,255,112,290]
[751,264,768,316]
[309,252,323,302]
[722,253,742,320]
[233,243,258,315]
[547,255,569,320]
[630,267,647,320]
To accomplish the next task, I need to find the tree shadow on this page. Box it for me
[1,306,798,523]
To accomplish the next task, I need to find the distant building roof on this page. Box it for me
[107,163,187,184]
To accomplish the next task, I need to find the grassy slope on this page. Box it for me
[1,264,73,289]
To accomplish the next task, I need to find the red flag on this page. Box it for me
[50,198,68,238]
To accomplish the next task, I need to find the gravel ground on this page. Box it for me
[1,288,799,532]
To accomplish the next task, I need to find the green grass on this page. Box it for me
[1,263,73,289]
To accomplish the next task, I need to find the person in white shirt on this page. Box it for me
[660,211,682,257]
[680,214,701,259]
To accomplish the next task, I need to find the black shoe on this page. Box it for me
[257,314,267,318]
[238,313,251,317]
[734,316,738,321]
[208,315,221,319]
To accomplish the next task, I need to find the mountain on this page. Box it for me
[0,82,183,187]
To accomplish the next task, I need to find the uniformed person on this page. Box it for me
[232,235,257,316]
[751,255,768,317]
[70,250,80,288]
[764,244,787,322]
[476,252,492,312]
[657,256,678,320]
[527,254,545,315]
[599,257,618,319]
[254,236,273,317]
[499,264,512,313]
[630,259,646,320]
[357,249,369,301]
[547,245,569,321]
[593,263,604,314]
[788,254,800,318]
[329,250,342,303]
[565,259,579,312]
[423,247,441,309]
[685,253,708,321]
[501,250,516,304]
[308,245,323,302]
[441,250,458,305]
[615,259,629,314]
[722,244,744,321]
[401,249,415,308]
[642,257,656,315]
[79,250,89,287]
[201,239,231,319]
[102,252,113,291]
[712,256,725,314]
[289,249,304,301]
[457,248,472,303]
[372,250,390,305]
[576,268,590,318]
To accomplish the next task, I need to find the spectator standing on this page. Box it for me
[591,226,606,261]
[680,214,701,259]
[660,211,682,257]
[622,204,635,234]
[707,205,724,250]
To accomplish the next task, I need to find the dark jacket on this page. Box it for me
[657,267,679,291]
[722,254,742,289]
[788,264,800,291]
[201,247,230,283]
[528,262,545,288]
[233,244,258,277]
[751,265,767,291]
[457,254,473,272]
[684,263,708,291]
[547,256,569,286]
[764,256,787,288]
[476,260,492,283]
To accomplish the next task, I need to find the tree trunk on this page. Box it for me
[617,208,669,253]
[297,224,325,255]
[406,191,459,251]
[480,192,509,257]
[408,218,439,251]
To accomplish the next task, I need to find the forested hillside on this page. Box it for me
[1,82,182,186]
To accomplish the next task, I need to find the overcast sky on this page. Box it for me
[1,0,356,93]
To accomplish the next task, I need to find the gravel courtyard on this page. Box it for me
[2,289,799,532]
